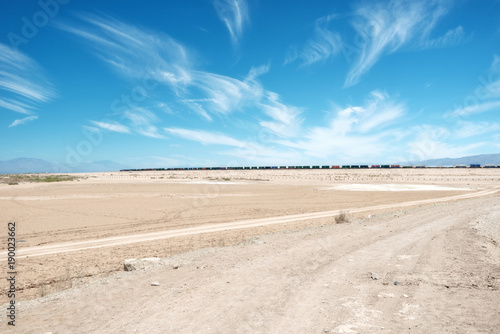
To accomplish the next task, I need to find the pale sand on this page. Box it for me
[320,183,474,191]
[0,168,499,333]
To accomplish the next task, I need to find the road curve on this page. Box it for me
[2,187,499,260]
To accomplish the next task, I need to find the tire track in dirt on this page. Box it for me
[1,187,498,261]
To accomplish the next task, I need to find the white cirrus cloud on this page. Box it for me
[259,92,303,138]
[453,121,500,139]
[91,121,130,133]
[8,115,38,128]
[345,0,465,87]
[57,14,192,89]
[213,0,249,45]
[164,127,300,164]
[447,55,500,118]
[448,100,500,117]
[0,43,55,126]
[273,91,407,160]
[285,14,342,66]
[164,128,245,147]
[59,14,302,140]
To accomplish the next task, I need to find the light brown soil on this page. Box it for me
[1,169,499,333]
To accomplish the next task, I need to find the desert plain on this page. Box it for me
[1,168,499,333]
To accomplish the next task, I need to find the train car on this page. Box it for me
[455,164,467,168]
[302,166,311,169]
[321,165,330,169]
[342,165,351,169]
[381,165,390,168]
[280,166,287,169]
[371,165,380,168]
[484,164,496,168]
[470,164,481,168]
[390,164,401,168]
[402,165,413,168]
[360,165,369,168]
[331,165,340,169]
[350,165,360,169]
[312,166,320,169]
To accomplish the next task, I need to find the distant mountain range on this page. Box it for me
[400,153,500,166]
[0,158,129,174]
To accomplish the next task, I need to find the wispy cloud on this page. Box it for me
[420,26,465,50]
[448,100,500,117]
[453,121,500,139]
[57,14,192,88]
[407,124,486,160]
[345,0,465,87]
[285,15,342,66]
[191,70,263,115]
[164,128,245,147]
[448,55,500,118]
[59,14,302,140]
[0,43,55,125]
[9,115,38,128]
[259,92,303,138]
[91,121,130,133]
[164,127,300,164]
[136,126,166,139]
[274,91,406,160]
[213,0,249,45]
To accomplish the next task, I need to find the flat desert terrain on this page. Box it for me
[1,168,499,333]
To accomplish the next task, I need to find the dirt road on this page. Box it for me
[4,193,499,333]
[2,187,498,261]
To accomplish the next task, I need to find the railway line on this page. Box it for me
[121,163,499,172]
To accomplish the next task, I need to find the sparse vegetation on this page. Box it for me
[335,211,350,224]
[206,177,232,181]
[0,174,79,185]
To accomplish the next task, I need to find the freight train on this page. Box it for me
[120,163,498,172]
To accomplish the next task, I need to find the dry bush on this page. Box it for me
[335,211,350,224]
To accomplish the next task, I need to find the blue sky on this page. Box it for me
[1,0,499,168]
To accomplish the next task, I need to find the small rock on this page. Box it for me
[369,272,380,280]
[124,258,138,271]
[394,281,399,285]
[403,294,409,298]
[323,328,330,333]
[124,257,163,271]
[173,264,179,269]
[151,282,160,286]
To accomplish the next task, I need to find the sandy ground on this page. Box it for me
[0,169,499,333]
